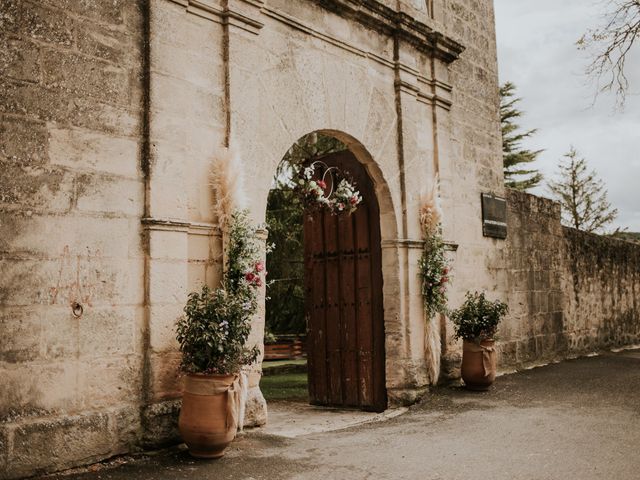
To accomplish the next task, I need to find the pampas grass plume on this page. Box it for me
[419,174,442,236]
[421,174,442,385]
[210,145,247,230]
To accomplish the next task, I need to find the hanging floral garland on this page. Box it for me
[296,161,362,215]
[419,178,451,385]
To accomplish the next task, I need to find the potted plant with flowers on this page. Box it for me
[176,209,262,458]
[450,291,508,391]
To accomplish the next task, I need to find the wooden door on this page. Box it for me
[304,151,386,412]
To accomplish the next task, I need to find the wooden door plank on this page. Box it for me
[324,209,343,405]
[338,212,358,406]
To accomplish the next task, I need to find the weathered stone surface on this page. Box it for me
[0,424,9,475]
[8,413,113,478]
[492,190,640,371]
[141,400,181,449]
[0,116,49,166]
[48,126,140,178]
[1,0,75,46]
[41,48,131,106]
[0,37,40,83]
[244,386,267,428]
[0,0,145,476]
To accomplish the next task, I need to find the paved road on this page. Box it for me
[46,349,640,480]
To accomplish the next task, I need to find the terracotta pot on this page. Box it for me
[178,373,239,458]
[461,339,497,391]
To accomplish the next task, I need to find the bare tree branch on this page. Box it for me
[577,0,640,107]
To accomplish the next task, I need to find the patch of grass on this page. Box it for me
[262,359,307,369]
[260,372,308,402]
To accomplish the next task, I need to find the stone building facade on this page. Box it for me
[1,0,638,478]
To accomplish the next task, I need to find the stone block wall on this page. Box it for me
[495,190,640,370]
[498,191,568,367]
[0,1,146,477]
[562,227,640,353]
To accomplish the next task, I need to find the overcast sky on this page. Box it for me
[494,0,640,231]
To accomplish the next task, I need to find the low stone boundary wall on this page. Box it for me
[497,190,640,370]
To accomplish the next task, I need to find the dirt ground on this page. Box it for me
[43,349,640,480]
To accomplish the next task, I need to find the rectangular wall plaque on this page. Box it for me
[481,193,507,239]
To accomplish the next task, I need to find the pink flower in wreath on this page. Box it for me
[349,196,358,205]
[317,180,327,189]
[255,261,265,272]
[245,272,257,283]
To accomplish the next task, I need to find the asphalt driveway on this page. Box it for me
[44,349,640,480]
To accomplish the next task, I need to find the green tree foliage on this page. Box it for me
[548,147,618,233]
[500,82,544,191]
[577,0,640,106]
[265,187,305,335]
[266,133,346,336]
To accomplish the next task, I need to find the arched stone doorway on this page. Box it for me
[263,132,388,414]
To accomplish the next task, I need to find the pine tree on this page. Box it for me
[548,147,618,233]
[500,82,543,191]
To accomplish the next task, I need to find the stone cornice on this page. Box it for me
[313,0,465,63]
[142,217,222,236]
[167,0,264,34]
[165,0,464,62]
[381,238,459,251]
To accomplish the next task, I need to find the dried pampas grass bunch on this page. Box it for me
[210,145,247,231]
[419,174,442,237]
[419,174,445,385]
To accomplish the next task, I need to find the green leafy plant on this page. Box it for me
[450,291,508,342]
[265,187,305,335]
[176,210,261,375]
[418,184,450,320]
[419,230,450,319]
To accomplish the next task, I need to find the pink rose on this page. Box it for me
[245,272,256,283]
[255,261,265,272]
[349,196,358,205]
[317,180,327,189]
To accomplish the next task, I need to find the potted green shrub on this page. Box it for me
[450,291,508,391]
[176,210,262,458]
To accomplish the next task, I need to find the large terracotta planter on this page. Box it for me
[178,373,239,458]
[461,339,497,391]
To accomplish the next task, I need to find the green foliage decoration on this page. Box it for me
[418,228,450,319]
[450,291,508,342]
[265,187,305,335]
[176,210,261,375]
